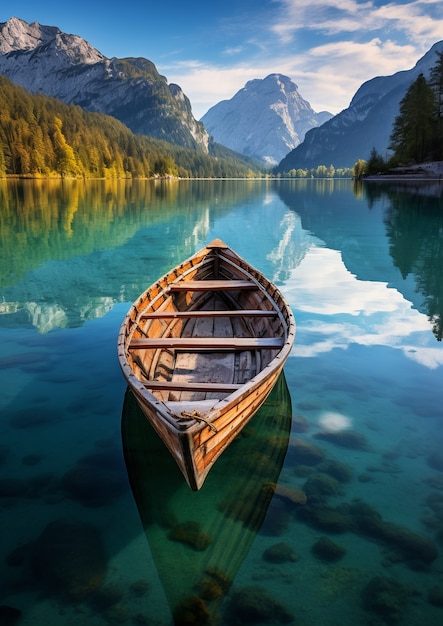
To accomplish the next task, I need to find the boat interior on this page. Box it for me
[125,245,287,404]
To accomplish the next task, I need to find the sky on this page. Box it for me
[1,0,443,120]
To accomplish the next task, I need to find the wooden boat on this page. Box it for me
[121,372,293,623]
[117,238,295,490]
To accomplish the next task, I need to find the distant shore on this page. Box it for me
[365,161,443,181]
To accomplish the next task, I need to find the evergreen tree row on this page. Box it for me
[0,76,261,179]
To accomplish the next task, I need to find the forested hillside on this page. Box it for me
[0,77,260,179]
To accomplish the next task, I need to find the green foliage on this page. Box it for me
[352,159,367,180]
[0,76,260,179]
[277,164,353,178]
[365,148,388,175]
[429,50,443,159]
[389,73,435,164]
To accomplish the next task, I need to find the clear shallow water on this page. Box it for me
[1,178,442,626]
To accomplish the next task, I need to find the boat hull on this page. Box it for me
[118,239,295,490]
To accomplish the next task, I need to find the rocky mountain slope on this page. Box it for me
[276,41,443,171]
[0,17,209,152]
[201,74,331,165]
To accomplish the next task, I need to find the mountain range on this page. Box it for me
[276,40,443,171]
[201,74,332,166]
[1,17,442,171]
[0,17,209,153]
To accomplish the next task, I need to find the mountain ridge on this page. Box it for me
[276,40,443,171]
[201,74,332,165]
[0,17,209,153]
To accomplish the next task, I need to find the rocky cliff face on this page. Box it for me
[0,17,209,152]
[276,41,443,171]
[201,74,331,166]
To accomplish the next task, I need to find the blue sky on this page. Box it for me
[1,1,442,119]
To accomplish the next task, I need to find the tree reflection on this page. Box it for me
[364,182,443,341]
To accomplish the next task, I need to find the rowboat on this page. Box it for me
[117,238,295,490]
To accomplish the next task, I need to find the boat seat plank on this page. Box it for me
[140,309,278,319]
[169,280,257,291]
[130,337,284,350]
[142,380,241,392]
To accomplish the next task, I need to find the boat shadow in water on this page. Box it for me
[121,371,292,625]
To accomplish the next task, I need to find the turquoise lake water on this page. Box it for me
[0,178,442,626]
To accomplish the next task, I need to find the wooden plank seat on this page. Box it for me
[169,280,257,291]
[140,309,278,319]
[129,337,284,350]
[141,380,242,392]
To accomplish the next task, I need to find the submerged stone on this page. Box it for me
[173,595,210,626]
[263,542,299,563]
[292,414,310,432]
[269,482,308,505]
[29,519,107,599]
[169,521,212,551]
[362,575,410,623]
[350,500,438,565]
[303,473,341,497]
[312,536,346,561]
[314,430,371,451]
[226,585,294,624]
[287,437,325,465]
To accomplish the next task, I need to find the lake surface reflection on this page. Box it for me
[1,178,442,626]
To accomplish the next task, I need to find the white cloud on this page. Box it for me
[162,0,443,119]
[285,247,443,369]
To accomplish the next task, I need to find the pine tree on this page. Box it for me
[389,74,435,164]
[429,50,443,159]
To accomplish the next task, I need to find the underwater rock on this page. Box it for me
[287,437,325,465]
[293,464,314,477]
[219,480,276,529]
[29,519,107,599]
[427,451,443,472]
[292,414,310,433]
[311,536,345,561]
[61,450,127,507]
[317,459,353,483]
[297,503,351,533]
[259,497,292,536]
[226,585,294,624]
[362,575,410,623]
[314,430,370,451]
[173,595,210,626]
[349,500,438,565]
[263,542,299,563]
[130,579,151,597]
[169,521,212,551]
[267,482,308,506]
[303,473,341,498]
[428,585,443,607]
[0,605,21,626]
[197,577,225,601]
[205,567,232,593]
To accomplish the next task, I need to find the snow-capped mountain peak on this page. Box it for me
[201,74,332,166]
